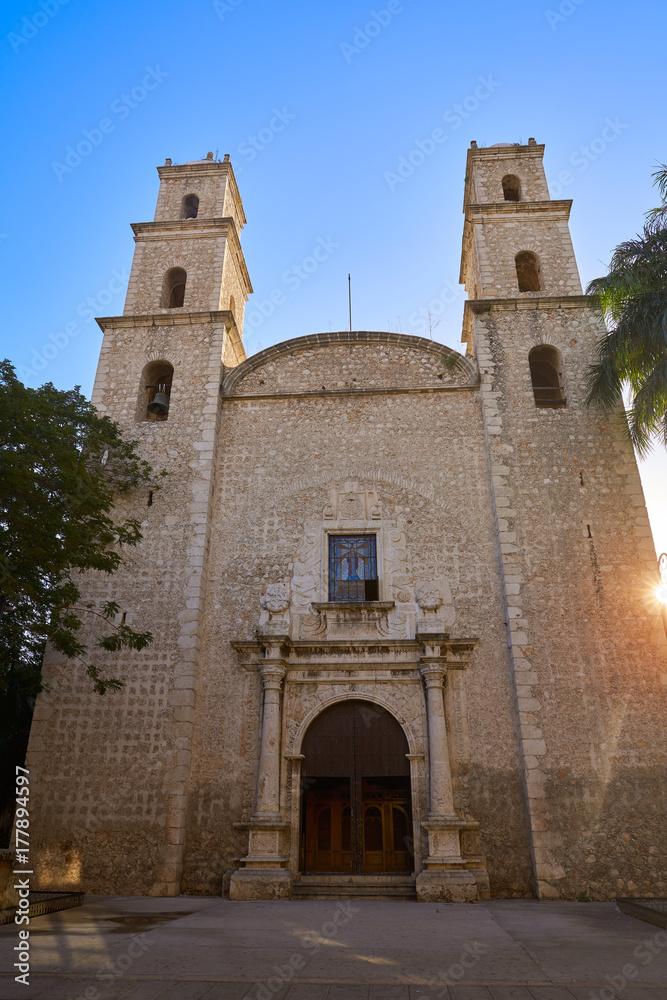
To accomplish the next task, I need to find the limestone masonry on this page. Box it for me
[25,141,667,902]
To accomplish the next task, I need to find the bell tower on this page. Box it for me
[460,140,665,899]
[60,153,252,896]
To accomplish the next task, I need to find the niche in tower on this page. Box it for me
[162,267,187,308]
[141,360,174,421]
[529,345,565,408]
[515,251,542,292]
[502,174,521,202]
[181,194,199,220]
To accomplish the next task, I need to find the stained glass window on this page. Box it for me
[328,535,378,602]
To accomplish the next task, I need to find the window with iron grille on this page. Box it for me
[328,535,378,602]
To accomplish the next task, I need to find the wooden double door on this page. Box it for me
[301,700,413,874]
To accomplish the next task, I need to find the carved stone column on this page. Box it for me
[415,635,478,902]
[254,664,286,817]
[229,639,293,900]
[420,664,457,819]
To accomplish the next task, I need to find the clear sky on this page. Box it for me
[1,0,666,554]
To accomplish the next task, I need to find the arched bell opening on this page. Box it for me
[502,174,521,202]
[515,251,542,293]
[529,345,566,408]
[140,360,174,421]
[181,193,199,220]
[300,699,413,875]
[161,267,187,309]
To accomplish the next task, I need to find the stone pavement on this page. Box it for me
[0,896,666,1000]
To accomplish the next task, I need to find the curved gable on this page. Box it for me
[223,331,478,395]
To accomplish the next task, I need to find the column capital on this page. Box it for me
[260,664,286,691]
[420,663,446,688]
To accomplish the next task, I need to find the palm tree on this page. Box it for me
[586,165,667,456]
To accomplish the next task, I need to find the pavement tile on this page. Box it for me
[368,989,410,999]
[152,984,215,1000]
[528,989,576,1000]
[618,993,667,1000]
[198,986,254,1000]
[328,986,371,999]
[31,980,102,999]
[450,989,491,1000]
[283,987,329,999]
[488,990,533,1000]
[115,982,179,999]
[490,990,537,1000]
[242,985,290,1000]
[409,987,452,1000]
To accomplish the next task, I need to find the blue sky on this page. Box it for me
[1,0,666,552]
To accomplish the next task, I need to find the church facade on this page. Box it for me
[26,141,667,902]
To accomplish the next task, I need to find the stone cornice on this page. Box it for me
[464,199,572,222]
[465,294,601,316]
[96,308,237,332]
[232,634,478,671]
[131,216,238,239]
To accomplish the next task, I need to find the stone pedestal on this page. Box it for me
[416,869,478,902]
[229,867,293,900]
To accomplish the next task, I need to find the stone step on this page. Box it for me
[292,874,417,899]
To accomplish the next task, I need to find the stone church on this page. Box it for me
[27,140,667,902]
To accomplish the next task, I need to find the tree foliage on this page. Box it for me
[0,360,161,695]
[587,166,667,456]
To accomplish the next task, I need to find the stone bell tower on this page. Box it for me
[459,140,666,899]
[27,153,253,897]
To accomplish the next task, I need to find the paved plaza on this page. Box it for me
[1,896,666,1000]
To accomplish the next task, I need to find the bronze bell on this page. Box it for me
[147,384,169,416]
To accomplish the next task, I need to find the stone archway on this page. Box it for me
[300,700,413,874]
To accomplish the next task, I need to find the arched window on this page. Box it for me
[162,267,187,308]
[515,251,542,292]
[502,174,521,201]
[229,295,236,318]
[141,360,174,421]
[529,345,565,408]
[182,194,199,219]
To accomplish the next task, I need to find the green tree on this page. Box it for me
[0,360,161,694]
[587,166,667,456]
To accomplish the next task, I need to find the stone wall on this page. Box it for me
[471,297,667,899]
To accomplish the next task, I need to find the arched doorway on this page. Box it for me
[301,700,413,874]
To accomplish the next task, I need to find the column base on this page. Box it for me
[228,867,294,901]
[416,869,479,903]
